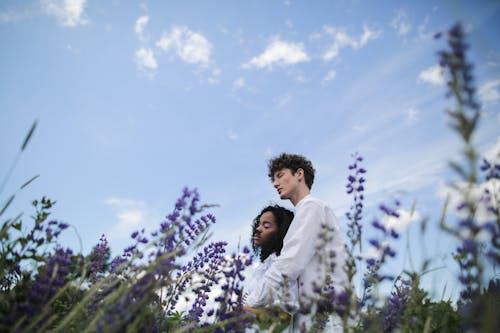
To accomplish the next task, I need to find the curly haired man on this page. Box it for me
[245,153,349,332]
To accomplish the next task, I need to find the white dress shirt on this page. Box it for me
[246,253,298,313]
[246,195,349,332]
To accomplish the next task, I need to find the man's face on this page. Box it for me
[253,211,278,247]
[273,168,300,200]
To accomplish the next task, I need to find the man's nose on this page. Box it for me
[273,179,279,188]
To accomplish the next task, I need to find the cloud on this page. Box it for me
[322,69,337,83]
[233,77,246,90]
[227,129,238,141]
[436,179,500,227]
[418,64,444,86]
[0,9,34,23]
[243,37,310,69]
[321,25,382,61]
[207,67,221,85]
[482,136,500,163]
[382,208,421,231]
[134,15,149,41]
[391,10,411,35]
[104,197,152,245]
[41,0,88,27]
[433,139,500,232]
[135,47,158,70]
[274,93,292,109]
[156,26,213,66]
[404,107,419,124]
[478,79,500,104]
[417,15,434,40]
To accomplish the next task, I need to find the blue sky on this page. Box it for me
[1,0,499,300]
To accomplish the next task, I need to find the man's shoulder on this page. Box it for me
[299,195,338,218]
[301,195,327,207]
[297,195,330,212]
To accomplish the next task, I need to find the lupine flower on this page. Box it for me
[88,234,110,283]
[345,152,366,250]
[360,200,401,308]
[212,246,253,332]
[383,278,412,332]
[17,247,73,328]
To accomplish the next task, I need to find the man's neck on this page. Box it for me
[290,188,310,206]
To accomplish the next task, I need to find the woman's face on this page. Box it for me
[253,211,278,247]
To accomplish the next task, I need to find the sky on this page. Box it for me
[1,0,499,301]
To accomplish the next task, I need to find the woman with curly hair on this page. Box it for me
[245,205,298,330]
[251,205,294,263]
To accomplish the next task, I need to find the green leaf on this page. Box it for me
[20,174,40,190]
[0,194,15,217]
[21,120,38,151]
[13,221,22,231]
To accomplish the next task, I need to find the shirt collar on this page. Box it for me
[295,194,312,208]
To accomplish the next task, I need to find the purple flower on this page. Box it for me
[19,247,73,318]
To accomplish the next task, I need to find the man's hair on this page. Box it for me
[267,153,316,189]
[251,205,294,262]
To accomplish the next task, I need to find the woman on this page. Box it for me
[244,205,298,331]
[251,205,294,263]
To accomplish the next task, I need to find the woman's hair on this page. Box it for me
[251,205,294,262]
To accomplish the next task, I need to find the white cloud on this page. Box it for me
[156,26,213,66]
[233,77,246,89]
[418,64,444,86]
[134,15,149,41]
[362,240,395,260]
[41,0,88,27]
[104,197,153,244]
[207,67,221,85]
[274,93,292,109]
[322,69,337,83]
[382,208,421,231]
[243,37,309,69]
[483,137,500,163]
[391,10,411,35]
[135,47,158,70]
[0,9,33,23]
[436,179,500,227]
[322,25,382,61]
[478,79,500,104]
[227,129,238,141]
[417,15,434,40]
[405,107,419,124]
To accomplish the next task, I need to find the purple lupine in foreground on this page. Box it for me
[95,189,206,328]
[88,234,110,283]
[17,247,73,330]
[212,246,253,332]
[383,278,412,332]
[436,22,500,306]
[360,200,400,307]
[185,241,227,322]
[345,152,366,252]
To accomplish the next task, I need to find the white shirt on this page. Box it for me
[246,253,298,313]
[246,195,349,332]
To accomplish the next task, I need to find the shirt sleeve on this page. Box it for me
[245,200,325,307]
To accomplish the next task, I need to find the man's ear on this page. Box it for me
[295,168,304,180]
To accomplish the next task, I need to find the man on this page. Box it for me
[245,153,349,332]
